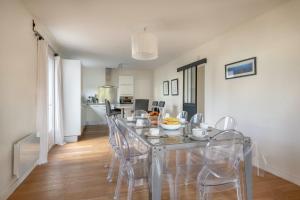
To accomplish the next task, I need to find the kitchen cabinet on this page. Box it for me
[119,75,134,96]
[85,104,107,125]
[119,75,134,85]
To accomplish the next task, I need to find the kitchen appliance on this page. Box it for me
[98,86,117,104]
[98,68,118,103]
[119,96,133,104]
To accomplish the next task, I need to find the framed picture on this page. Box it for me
[163,81,169,96]
[225,57,257,79]
[171,78,179,96]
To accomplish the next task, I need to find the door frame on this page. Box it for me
[178,58,207,120]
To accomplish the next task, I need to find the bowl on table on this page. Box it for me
[160,123,181,130]
[160,117,181,130]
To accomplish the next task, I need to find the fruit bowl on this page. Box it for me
[160,123,181,130]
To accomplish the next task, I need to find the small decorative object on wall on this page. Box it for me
[163,81,169,96]
[171,78,179,96]
[225,57,257,79]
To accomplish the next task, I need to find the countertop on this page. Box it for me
[83,103,133,108]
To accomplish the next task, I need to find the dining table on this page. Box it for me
[123,119,253,200]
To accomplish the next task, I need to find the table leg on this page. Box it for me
[244,139,253,200]
[150,146,164,200]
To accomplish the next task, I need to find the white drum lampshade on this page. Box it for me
[131,28,158,60]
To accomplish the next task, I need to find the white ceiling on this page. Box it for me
[23,0,286,68]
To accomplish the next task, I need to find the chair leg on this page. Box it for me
[198,187,206,200]
[174,168,181,200]
[167,174,175,200]
[127,167,135,200]
[184,151,192,185]
[236,184,243,200]
[107,152,116,182]
[114,162,124,200]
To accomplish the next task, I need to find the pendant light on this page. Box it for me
[131,27,158,60]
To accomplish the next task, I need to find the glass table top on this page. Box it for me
[123,119,223,147]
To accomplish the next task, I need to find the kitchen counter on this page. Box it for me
[84,103,133,107]
[82,103,133,125]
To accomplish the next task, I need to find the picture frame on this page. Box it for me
[171,78,179,96]
[163,81,169,96]
[225,57,257,79]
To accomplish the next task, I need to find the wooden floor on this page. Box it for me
[9,125,300,200]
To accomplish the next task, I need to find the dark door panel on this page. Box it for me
[183,66,197,120]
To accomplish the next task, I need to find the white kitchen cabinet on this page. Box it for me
[62,59,81,142]
[119,75,134,85]
[119,75,134,96]
[119,85,134,96]
[85,105,107,125]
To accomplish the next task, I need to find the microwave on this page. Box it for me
[119,96,133,104]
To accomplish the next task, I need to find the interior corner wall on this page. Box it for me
[154,0,300,185]
[0,0,37,198]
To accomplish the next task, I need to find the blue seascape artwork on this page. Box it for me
[227,63,253,76]
[225,57,256,79]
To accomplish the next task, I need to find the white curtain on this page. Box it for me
[36,39,49,164]
[54,56,65,145]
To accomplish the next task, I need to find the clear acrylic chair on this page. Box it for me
[112,118,175,200]
[171,113,206,197]
[215,116,237,130]
[105,114,119,182]
[190,113,204,128]
[133,109,149,118]
[177,111,188,123]
[186,113,205,178]
[196,130,245,200]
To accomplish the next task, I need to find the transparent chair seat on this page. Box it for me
[201,176,238,187]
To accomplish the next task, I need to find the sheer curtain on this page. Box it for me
[54,56,65,145]
[36,39,49,164]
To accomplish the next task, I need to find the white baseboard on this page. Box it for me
[252,161,300,186]
[264,165,300,186]
[1,160,38,200]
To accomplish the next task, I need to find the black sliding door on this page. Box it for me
[183,66,197,120]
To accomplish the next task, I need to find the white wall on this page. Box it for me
[82,67,105,101]
[154,0,300,185]
[0,0,60,198]
[0,0,36,198]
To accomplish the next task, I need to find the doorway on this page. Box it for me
[180,58,207,120]
[183,66,197,120]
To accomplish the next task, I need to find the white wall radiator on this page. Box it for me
[13,133,40,178]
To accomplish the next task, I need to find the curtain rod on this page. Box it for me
[32,20,59,56]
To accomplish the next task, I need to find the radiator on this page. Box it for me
[13,133,40,178]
